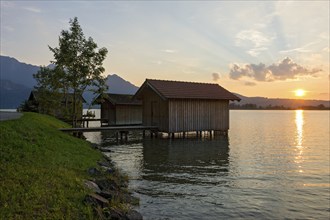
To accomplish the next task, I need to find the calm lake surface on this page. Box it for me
[84,110,330,219]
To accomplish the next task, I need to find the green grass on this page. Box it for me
[0,112,103,219]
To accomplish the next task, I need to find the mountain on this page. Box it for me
[0,56,39,88]
[0,80,31,108]
[83,74,139,106]
[105,74,139,94]
[0,56,139,108]
[233,93,329,109]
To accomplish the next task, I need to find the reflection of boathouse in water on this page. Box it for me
[134,79,240,137]
[141,138,230,182]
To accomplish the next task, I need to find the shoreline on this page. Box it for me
[0,112,142,219]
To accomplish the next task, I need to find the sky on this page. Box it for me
[1,1,329,100]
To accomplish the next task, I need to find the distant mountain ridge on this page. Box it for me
[105,74,139,94]
[0,55,328,109]
[0,55,139,108]
[0,56,39,88]
[233,93,329,109]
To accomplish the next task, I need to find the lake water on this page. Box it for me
[84,110,330,219]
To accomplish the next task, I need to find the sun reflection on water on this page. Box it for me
[294,110,304,173]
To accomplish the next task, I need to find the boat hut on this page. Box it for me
[27,90,86,121]
[95,93,142,126]
[134,79,240,136]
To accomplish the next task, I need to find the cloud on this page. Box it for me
[229,57,322,82]
[280,41,317,54]
[323,47,330,53]
[23,6,41,13]
[235,29,275,57]
[151,60,162,65]
[236,30,274,48]
[0,1,15,8]
[244,82,257,86]
[247,47,267,57]
[212,73,220,81]
[161,49,177,53]
[3,26,14,32]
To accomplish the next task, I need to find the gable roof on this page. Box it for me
[29,91,86,103]
[134,79,241,101]
[95,93,141,105]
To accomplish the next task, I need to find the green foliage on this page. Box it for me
[0,112,103,219]
[33,17,108,126]
[18,99,38,112]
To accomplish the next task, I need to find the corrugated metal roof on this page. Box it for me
[143,79,240,101]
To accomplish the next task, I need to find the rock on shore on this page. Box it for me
[83,155,142,220]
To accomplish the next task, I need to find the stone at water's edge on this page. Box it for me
[126,210,143,220]
[84,180,101,193]
[87,167,101,176]
[84,193,109,208]
[95,179,119,191]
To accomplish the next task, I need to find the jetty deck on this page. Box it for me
[59,125,158,133]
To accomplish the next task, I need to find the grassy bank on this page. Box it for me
[0,112,103,219]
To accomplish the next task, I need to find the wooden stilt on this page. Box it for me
[142,130,145,138]
[183,132,186,138]
[171,133,174,139]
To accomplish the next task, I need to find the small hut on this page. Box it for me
[28,90,86,120]
[134,79,240,136]
[95,93,142,126]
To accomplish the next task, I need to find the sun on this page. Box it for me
[295,89,306,97]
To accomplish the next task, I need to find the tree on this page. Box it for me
[40,17,108,126]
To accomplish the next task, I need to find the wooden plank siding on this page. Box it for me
[168,99,229,133]
[140,85,229,133]
[101,101,116,124]
[141,86,169,131]
[115,105,142,125]
[101,100,142,125]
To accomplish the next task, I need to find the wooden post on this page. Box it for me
[120,131,123,140]
[116,132,119,142]
[125,131,128,141]
[151,131,154,138]
[171,133,174,139]
[183,132,186,139]
[142,130,145,138]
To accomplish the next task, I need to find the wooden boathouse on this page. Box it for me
[28,90,86,121]
[94,93,142,126]
[134,79,240,137]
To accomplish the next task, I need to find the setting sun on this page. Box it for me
[295,89,306,97]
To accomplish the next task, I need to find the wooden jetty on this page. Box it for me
[59,125,158,140]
